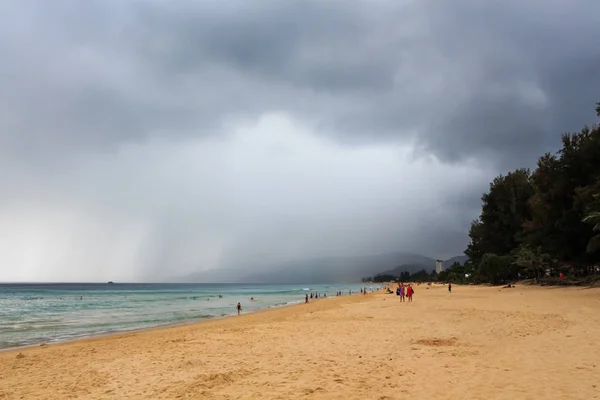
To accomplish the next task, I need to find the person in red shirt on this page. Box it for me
[406,285,414,302]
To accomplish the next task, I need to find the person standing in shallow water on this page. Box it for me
[237,302,242,315]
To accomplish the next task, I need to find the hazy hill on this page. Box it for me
[372,254,469,278]
[443,255,469,266]
[177,252,439,283]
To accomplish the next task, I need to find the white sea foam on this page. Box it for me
[0,283,367,349]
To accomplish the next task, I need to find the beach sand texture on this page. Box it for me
[1,285,599,400]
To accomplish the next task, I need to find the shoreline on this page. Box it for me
[3,285,598,399]
[0,301,289,353]
[1,283,376,352]
[2,281,588,353]
[0,291,372,355]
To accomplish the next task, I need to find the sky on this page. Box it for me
[0,0,599,282]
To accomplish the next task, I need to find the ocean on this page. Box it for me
[0,283,373,349]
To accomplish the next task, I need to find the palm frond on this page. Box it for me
[586,235,600,253]
[583,211,600,229]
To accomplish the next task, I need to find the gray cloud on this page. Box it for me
[0,0,598,281]
[3,0,599,162]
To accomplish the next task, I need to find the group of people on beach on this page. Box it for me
[239,286,381,311]
[304,291,331,303]
[392,281,453,301]
[303,287,372,304]
[395,283,414,302]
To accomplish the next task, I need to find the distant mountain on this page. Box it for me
[377,263,432,277]
[443,255,469,266]
[244,252,437,283]
[369,254,469,279]
[176,252,438,284]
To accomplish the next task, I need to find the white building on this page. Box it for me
[435,259,444,274]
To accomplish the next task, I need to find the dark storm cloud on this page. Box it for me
[134,0,600,167]
[136,1,392,89]
[415,0,600,165]
[2,0,598,167]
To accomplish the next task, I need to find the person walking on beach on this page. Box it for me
[448,282,452,293]
[237,302,242,315]
[399,284,405,302]
[305,294,309,303]
[406,285,414,302]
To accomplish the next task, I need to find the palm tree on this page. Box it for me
[514,245,550,280]
[583,194,600,253]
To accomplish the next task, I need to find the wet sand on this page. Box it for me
[1,285,599,399]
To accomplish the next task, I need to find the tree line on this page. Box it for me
[463,102,600,284]
[363,268,437,283]
[364,102,600,285]
[363,263,472,284]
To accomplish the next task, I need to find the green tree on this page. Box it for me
[463,101,600,283]
[583,194,600,253]
[524,153,565,256]
[372,274,396,282]
[477,253,517,285]
[399,271,410,282]
[513,245,551,280]
[465,169,534,264]
[525,118,600,271]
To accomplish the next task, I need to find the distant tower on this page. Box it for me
[435,260,444,274]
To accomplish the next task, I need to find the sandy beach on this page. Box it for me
[1,285,599,400]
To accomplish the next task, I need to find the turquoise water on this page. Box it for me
[0,283,374,349]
